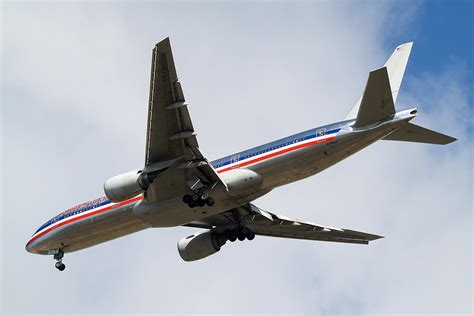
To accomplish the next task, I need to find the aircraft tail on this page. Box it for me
[345,42,413,121]
[383,122,456,145]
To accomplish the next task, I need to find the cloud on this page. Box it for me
[1,1,471,315]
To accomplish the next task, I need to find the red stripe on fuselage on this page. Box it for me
[216,136,336,173]
[28,134,336,246]
[26,196,142,247]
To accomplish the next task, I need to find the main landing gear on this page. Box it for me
[52,249,66,271]
[183,191,215,208]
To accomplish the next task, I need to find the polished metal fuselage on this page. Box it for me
[27,110,415,255]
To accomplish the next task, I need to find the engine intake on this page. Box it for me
[177,231,226,262]
[104,170,146,202]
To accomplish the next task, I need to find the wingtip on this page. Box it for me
[155,37,171,48]
[446,137,458,144]
[369,234,385,241]
[436,134,457,145]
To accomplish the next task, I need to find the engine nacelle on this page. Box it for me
[104,170,145,202]
[177,231,226,262]
[220,169,263,195]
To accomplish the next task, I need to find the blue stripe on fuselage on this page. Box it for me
[210,121,349,169]
[34,120,351,236]
[34,198,112,234]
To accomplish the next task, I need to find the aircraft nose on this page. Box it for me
[25,240,34,253]
[25,238,40,254]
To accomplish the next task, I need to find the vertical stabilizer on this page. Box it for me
[345,42,413,120]
[353,67,395,128]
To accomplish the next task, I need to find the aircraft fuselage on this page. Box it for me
[26,108,416,255]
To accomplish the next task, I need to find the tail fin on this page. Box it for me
[353,66,395,127]
[345,42,413,120]
[383,123,456,144]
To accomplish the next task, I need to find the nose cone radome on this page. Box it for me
[25,237,40,254]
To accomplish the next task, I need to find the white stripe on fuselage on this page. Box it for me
[214,131,337,172]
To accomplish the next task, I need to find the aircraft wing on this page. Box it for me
[144,38,224,201]
[186,203,383,244]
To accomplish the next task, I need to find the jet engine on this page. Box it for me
[104,169,153,202]
[177,231,226,262]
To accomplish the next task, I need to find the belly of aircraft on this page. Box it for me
[33,125,396,255]
[255,127,393,189]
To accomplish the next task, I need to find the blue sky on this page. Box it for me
[394,0,473,88]
[1,1,472,315]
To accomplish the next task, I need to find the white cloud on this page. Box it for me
[1,1,471,315]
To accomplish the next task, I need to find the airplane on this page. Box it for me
[26,38,456,271]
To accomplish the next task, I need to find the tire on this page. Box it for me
[182,194,191,203]
[192,194,200,201]
[238,233,245,241]
[55,262,65,271]
[247,232,255,240]
[198,200,206,207]
[229,235,237,242]
[206,197,215,206]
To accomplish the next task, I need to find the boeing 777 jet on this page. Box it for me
[26,38,456,271]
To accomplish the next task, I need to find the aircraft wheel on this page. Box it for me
[198,200,206,207]
[237,232,246,241]
[55,262,66,271]
[205,197,215,206]
[229,235,237,242]
[182,194,192,204]
[247,232,255,240]
[192,194,200,201]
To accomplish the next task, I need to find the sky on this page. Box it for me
[1,0,472,315]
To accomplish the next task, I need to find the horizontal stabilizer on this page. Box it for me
[353,67,395,127]
[383,123,457,144]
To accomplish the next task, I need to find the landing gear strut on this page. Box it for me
[52,249,66,271]
[183,191,215,208]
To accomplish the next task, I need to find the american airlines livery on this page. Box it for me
[26,38,456,271]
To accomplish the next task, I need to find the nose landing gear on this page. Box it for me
[55,261,66,271]
[51,249,66,271]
